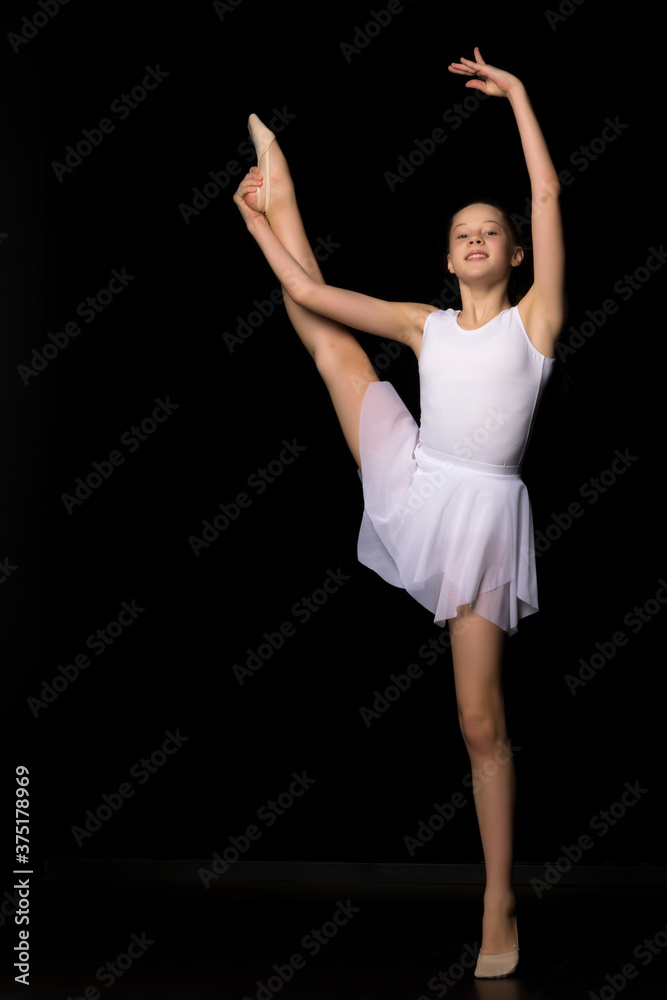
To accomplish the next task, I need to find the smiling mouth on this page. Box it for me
[465,253,488,260]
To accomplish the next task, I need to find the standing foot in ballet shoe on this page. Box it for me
[246,113,295,219]
[474,913,519,980]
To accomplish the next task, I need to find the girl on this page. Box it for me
[233,48,565,979]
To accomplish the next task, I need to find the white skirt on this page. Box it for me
[357,382,539,636]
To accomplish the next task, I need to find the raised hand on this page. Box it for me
[448,47,522,99]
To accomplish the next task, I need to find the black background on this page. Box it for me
[4,0,664,910]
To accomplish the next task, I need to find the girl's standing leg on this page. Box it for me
[245,133,379,469]
[449,607,518,956]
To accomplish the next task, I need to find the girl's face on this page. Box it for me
[447,204,522,280]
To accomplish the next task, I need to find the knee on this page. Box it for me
[458,708,505,757]
[314,336,376,383]
[314,337,345,377]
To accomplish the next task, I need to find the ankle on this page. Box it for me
[483,888,516,913]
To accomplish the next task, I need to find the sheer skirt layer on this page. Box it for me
[357,382,538,636]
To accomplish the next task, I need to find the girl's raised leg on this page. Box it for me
[244,127,378,469]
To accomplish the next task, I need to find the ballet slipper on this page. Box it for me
[247,114,275,213]
[474,917,519,979]
[473,946,519,979]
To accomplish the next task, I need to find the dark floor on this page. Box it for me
[9,876,667,999]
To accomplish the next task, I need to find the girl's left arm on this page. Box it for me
[450,50,566,354]
[507,82,566,352]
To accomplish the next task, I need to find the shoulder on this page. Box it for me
[516,289,564,360]
[403,304,444,359]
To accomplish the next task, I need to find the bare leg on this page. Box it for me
[449,607,517,955]
[249,134,378,469]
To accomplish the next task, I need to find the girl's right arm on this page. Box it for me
[234,173,435,353]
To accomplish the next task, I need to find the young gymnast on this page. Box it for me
[233,47,565,979]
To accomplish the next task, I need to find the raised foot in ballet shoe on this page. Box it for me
[247,114,275,213]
